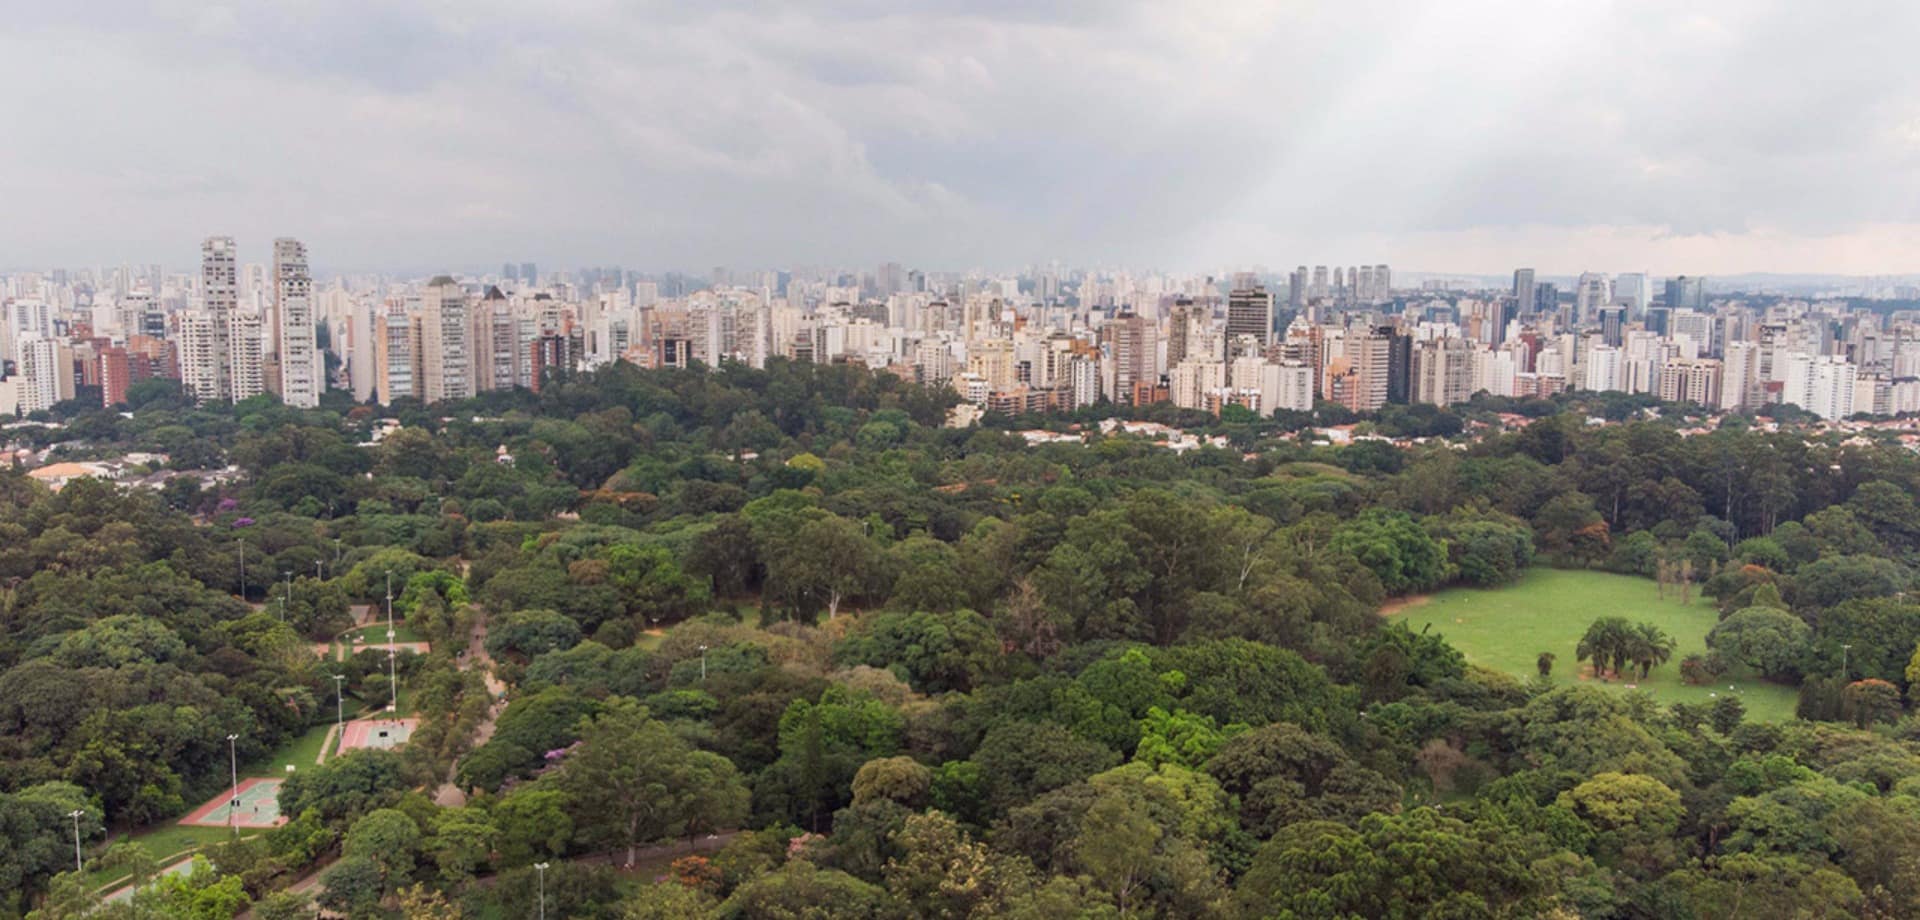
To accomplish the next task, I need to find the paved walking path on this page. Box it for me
[102,855,196,904]
[433,609,505,807]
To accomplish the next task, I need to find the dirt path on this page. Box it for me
[1378,594,1434,616]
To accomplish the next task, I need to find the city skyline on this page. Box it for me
[7,3,1920,274]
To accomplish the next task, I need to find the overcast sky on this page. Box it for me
[5,2,1919,276]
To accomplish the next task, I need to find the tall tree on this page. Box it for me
[557,700,750,865]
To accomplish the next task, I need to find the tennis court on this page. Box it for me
[338,717,419,753]
[178,777,285,828]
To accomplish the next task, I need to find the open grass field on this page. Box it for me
[1390,568,1799,722]
[82,825,238,891]
[243,722,335,775]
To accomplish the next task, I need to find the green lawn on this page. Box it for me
[83,824,242,891]
[244,722,336,775]
[1391,568,1799,722]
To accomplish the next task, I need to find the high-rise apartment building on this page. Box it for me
[1783,354,1856,422]
[1584,344,1623,393]
[1101,311,1157,403]
[1412,337,1474,407]
[273,238,320,407]
[175,312,219,403]
[229,310,265,401]
[1720,341,1760,410]
[1657,358,1722,407]
[1329,325,1392,412]
[417,277,472,403]
[372,301,415,406]
[199,236,238,403]
[472,285,522,392]
[1169,359,1225,410]
[17,337,74,414]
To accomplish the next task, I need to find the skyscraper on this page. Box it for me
[1598,306,1626,348]
[273,238,320,407]
[1664,276,1706,311]
[1535,282,1559,315]
[1614,272,1649,317]
[1575,272,1612,322]
[200,236,238,403]
[1226,283,1274,347]
[1512,269,1536,315]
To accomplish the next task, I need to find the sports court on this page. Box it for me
[178,777,285,828]
[338,717,419,753]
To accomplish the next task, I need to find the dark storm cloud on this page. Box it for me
[3,1,1918,274]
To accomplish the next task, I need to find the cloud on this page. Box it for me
[1,1,1917,275]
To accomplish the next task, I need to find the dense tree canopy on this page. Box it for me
[11,360,1920,917]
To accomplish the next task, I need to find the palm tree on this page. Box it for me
[1577,617,1632,680]
[1633,622,1677,679]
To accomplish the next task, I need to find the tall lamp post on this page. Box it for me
[225,733,240,830]
[385,571,398,710]
[1842,643,1853,680]
[535,862,550,920]
[332,674,347,739]
[699,645,709,681]
[68,809,85,872]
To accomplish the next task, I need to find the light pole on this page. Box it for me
[535,862,550,920]
[68,809,84,872]
[332,674,347,739]
[277,595,285,622]
[237,540,246,599]
[315,560,324,581]
[225,733,240,830]
[385,571,397,711]
[699,645,709,681]
[1842,643,1853,680]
